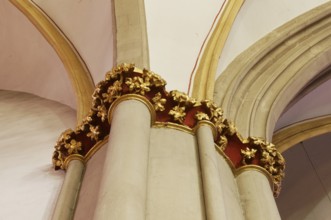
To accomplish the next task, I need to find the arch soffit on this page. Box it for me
[282,66,331,113]
[273,115,331,153]
[214,2,331,141]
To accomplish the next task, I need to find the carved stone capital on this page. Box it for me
[53,63,285,196]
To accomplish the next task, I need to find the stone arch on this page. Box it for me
[214,2,331,141]
[273,115,331,153]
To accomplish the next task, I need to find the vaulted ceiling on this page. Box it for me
[1,1,331,219]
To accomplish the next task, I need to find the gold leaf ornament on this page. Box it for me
[152,92,166,111]
[224,120,236,135]
[215,119,226,133]
[65,139,82,154]
[250,136,265,146]
[169,106,186,123]
[261,151,274,166]
[217,136,228,151]
[114,63,134,74]
[267,165,279,174]
[241,147,257,165]
[170,90,196,106]
[105,70,119,81]
[212,107,224,119]
[58,129,73,142]
[102,80,123,103]
[202,100,217,109]
[87,125,100,141]
[125,76,151,95]
[97,105,107,122]
[195,111,210,121]
[144,69,166,87]
[53,151,64,168]
[264,143,277,156]
[276,152,285,166]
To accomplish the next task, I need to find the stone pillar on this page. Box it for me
[51,65,284,220]
[196,123,227,220]
[52,160,85,220]
[93,99,151,220]
[236,167,281,220]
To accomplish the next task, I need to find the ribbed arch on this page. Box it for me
[214,2,331,141]
[273,115,331,153]
[11,0,95,122]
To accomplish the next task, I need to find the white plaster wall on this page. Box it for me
[35,0,115,84]
[0,1,76,109]
[0,90,76,220]
[217,0,329,77]
[275,78,331,130]
[145,0,223,93]
[145,0,329,93]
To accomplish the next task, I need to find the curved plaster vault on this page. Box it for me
[0,1,77,110]
[0,90,76,220]
[5,0,117,121]
[2,0,331,219]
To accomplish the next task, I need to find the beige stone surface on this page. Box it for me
[114,0,149,68]
[74,145,108,220]
[52,160,85,220]
[237,170,280,220]
[94,100,151,220]
[196,125,228,219]
[146,127,205,220]
[216,155,244,220]
[214,2,331,140]
[216,0,329,77]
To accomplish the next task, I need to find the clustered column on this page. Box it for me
[94,99,151,220]
[196,123,228,219]
[50,64,285,220]
[236,168,281,220]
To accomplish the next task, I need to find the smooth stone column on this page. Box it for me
[236,169,281,220]
[52,160,85,220]
[196,124,227,220]
[94,100,151,220]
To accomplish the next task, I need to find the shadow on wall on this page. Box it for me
[276,133,331,219]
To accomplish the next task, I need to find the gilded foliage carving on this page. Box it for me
[169,106,186,123]
[195,112,210,121]
[241,147,257,165]
[52,63,285,196]
[65,139,82,154]
[246,137,285,195]
[52,63,167,170]
[170,90,197,106]
[152,92,166,112]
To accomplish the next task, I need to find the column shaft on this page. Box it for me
[94,100,151,220]
[196,124,227,220]
[52,160,85,220]
[236,169,281,220]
